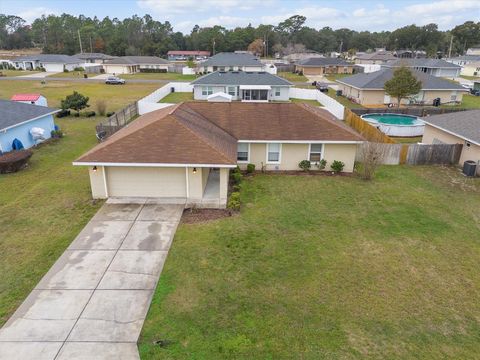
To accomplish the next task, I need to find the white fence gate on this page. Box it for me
[137,82,193,115]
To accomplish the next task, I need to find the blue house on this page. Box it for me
[0,99,59,153]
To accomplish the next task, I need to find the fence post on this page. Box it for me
[399,144,409,164]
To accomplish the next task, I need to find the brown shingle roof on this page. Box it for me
[75,102,363,165]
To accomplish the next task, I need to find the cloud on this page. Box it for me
[17,7,59,23]
[137,0,265,15]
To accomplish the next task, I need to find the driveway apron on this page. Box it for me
[0,200,184,360]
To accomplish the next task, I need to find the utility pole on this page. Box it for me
[212,38,216,55]
[448,35,453,58]
[89,36,93,53]
[78,29,83,53]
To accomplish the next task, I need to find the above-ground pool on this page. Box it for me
[361,113,425,137]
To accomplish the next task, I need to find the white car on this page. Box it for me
[105,76,125,85]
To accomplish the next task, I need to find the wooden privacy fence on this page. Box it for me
[344,108,396,144]
[95,102,138,140]
[356,142,463,165]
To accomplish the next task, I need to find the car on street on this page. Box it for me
[105,76,125,85]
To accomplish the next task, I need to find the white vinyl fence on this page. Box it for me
[138,82,193,115]
[289,88,345,119]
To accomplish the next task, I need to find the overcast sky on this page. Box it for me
[2,0,479,33]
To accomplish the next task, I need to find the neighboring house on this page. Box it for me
[73,102,363,206]
[336,68,467,106]
[0,99,59,153]
[283,52,323,63]
[167,50,210,61]
[74,52,116,64]
[190,71,292,102]
[382,59,461,78]
[461,62,480,77]
[11,93,48,106]
[355,51,396,65]
[422,110,480,168]
[295,57,355,75]
[0,59,14,68]
[466,46,480,56]
[444,55,480,67]
[199,52,264,73]
[103,56,170,74]
[13,55,82,72]
[393,50,427,59]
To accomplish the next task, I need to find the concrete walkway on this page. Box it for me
[0,200,184,360]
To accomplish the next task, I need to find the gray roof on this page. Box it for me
[104,56,170,65]
[0,99,59,131]
[356,51,396,61]
[337,68,466,90]
[445,55,480,62]
[14,54,82,64]
[201,53,261,67]
[384,58,461,69]
[191,71,292,86]
[422,110,480,145]
[296,57,350,66]
[75,53,115,60]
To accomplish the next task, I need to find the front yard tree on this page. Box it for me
[384,66,422,108]
[61,91,90,115]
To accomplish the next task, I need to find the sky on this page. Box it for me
[1,0,479,33]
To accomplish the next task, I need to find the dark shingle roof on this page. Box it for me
[356,51,396,61]
[14,54,81,64]
[0,99,59,131]
[422,110,480,145]
[337,68,466,90]
[201,52,261,67]
[75,53,115,60]
[296,57,350,66]
[191,71,292,86]
[384,58,461,69]
[104,56,169,65]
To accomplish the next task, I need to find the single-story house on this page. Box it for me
[13,55,82,72]
[382,59,461,78]
[0,99,59,153]
[73,102,363,206]
[74,52,116,64]
[445,55,480,67]
[190,70,292,102]
[167,50,210,61]
[336,68,468,106]
[283,51,323,63]
[393,50,426,59]
[199,52,264,73]
[103,56,170,74]
[11,93,48,106]
[355,51,396,65]
[295,57,354,75]
[422,110,480,169]
[466,46,480,56]
[461,62,480,77]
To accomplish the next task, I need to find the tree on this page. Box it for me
[384,67,422,108]
[247,38,264,56]
[61,91,90,115]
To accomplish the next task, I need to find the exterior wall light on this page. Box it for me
[92,166,97,172]
[193,167,197,174]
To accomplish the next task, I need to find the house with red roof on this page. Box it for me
[11,94,47,106]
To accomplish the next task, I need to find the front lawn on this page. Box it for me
[159,92,194,103]
[120,72,198,81]
[441,94,480,109]
[278,71,308,82]
[0,69,40,77]
[140,166,480,359]
[47,71,87,78]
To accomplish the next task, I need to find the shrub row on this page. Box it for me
[298,159,344,172]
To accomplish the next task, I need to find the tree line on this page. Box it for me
[0,13,479,57]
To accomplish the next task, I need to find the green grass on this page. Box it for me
[395,136,422,144]
[120,73,198,81]
[440,94,480,109]
[460,75,479,81]
[0,69,40,77]
[290,98,322,106]
[278,71,308,82]
[47,71,87,78]
[327,88,365,109]
[139,166,480,359]
[0,80,160,326]
[159,92,194,103]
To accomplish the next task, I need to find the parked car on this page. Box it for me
[105,76,125,85]
[469,88,480,96]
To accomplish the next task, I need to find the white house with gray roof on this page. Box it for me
[13,55,82,72]
[382,59,461,78]
[103,56,170,74]
[199,53,264,73]
[336,68,467,106]
[191,70,292,102]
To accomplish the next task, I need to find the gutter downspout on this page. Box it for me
[185,167,190,199]
[102,166,109,198]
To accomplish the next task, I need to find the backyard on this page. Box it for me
[159,92,194,103]
[327,88,365,109]
[140,166,480,359]
[278,71,308,83]
[441,94,480,109]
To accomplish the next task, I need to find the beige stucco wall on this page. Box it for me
[187,167,204,200]
[461,64,480,77]
[89,166,107,199]
[219,168,229,202]
[324,144,357,172]
[422,125,480,166]
[297,65,354,75]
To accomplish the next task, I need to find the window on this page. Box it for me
[274,87,281,96]
[227,86,236,96]
[267,143,281,163]
[237,143,249,162]
[309,144,323,162]
[451,91,457,101]
[202,86,213,96]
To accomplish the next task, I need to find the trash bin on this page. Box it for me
[336,89,343,96]
[170,87,175,93]
[433,97,441,107]
[462,160,477,177]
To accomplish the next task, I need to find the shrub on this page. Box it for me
[331,160,345,173]
[0,150,33,173]
[63,68,69,73]
[50,130,64,139]
[96,100,107,116]
[56,109,71,118]
[61,91,89,115]
[231,171,243,185]
[73,66,84,72]
[298,159,311,171]
[232,184,242,192]
[317,159,327,170]
[246,163,255,174]
[84,110,96,117]
[139,68,167,73]
[106,111,115,117]
[227,192,241,210]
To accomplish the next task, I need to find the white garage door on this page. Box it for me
[106,167,186,197]
[43,63,64,72]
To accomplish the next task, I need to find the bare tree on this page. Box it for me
[357,142,387,180]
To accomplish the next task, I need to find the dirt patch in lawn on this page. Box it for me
[181,208,235,224]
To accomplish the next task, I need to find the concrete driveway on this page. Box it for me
[17,72,60,78]
[0,200,184,360]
